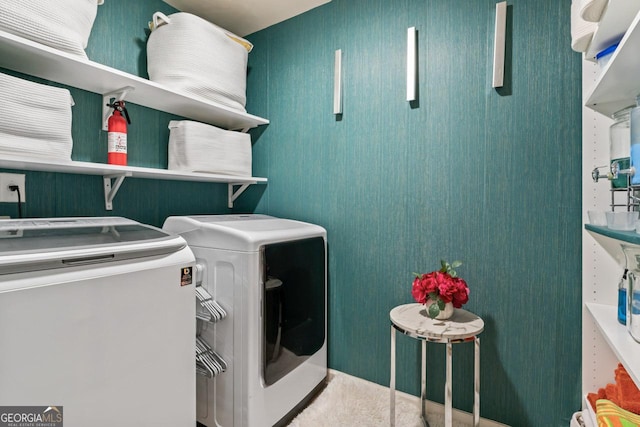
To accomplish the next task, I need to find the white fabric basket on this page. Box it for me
[168,121,252,177]
[0,72,74,161]
[147,12,252,112]
[0,0,101,59]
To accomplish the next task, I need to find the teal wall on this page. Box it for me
[0,0,233,224]
[243,0,582,426]
[0,0,582,426]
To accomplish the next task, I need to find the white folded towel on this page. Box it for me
[572,0,597,52]
[0,72,74,161]
[580,0,608,23]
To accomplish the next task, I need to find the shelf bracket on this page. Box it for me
[103,173,131,210]
[102,86,135,131]
[228,183,252,208]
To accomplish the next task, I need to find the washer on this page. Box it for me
[0,217,196,427]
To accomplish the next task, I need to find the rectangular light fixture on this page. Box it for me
[492,1,507,88]
[333,49,342,115]
[407,27,417,101]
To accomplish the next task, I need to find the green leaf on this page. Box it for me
[451,261,462,268]
[437,298,445,310]
[428,303,440,319]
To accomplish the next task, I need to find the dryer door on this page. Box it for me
[262,236,326,386]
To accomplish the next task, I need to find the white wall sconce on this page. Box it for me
[407,27,417,102]
[492,1,507,88]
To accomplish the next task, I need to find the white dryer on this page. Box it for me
[0,217,196,427]
[163,214,327,427]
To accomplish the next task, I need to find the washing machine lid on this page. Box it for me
[0,217,186,275]
[163,214,326,252]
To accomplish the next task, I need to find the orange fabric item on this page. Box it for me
[588,365,640,416]
[606,383,620,406]
[615,364,640,414]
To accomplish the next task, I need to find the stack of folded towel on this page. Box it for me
[587,364,640,423]
[0,72,74,161]
[579,0,607,23]
[571,0,597,52]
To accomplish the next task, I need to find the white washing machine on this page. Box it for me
[163,214,327,427]
[0,217,196,427]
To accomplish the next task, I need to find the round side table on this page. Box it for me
[389,303,484,427]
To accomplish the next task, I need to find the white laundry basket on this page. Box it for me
[147,12,252,112]
[0,72,74,161]
[168,120,252,177]
[0,0,102,58]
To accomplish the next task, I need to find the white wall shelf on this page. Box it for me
[584,226,640,389]
[585,0,640,61]
[0,30,269,131]
[585,9,640,117]
[0,31,269,209]
[581,4,640,420]
[586,303,640,387]
[0,156,266,210]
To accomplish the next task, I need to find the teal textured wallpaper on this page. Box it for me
[243,0,582,425]
[0,0,233,224]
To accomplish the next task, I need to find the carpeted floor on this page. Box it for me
[286,371,472,427]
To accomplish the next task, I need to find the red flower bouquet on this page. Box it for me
[412,260,469,319]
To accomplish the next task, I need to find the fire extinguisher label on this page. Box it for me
[108,132,127,153]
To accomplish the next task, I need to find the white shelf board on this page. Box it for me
[0,156,266,184]
[585,9,640,117]
[585,0,640,60]
[585,302,640,388]
[164,0,331,37]
[0,30,268,131]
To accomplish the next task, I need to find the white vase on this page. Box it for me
[435,302,454,320]
[426,300,454,320]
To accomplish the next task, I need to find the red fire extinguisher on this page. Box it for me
[106,100,131,166]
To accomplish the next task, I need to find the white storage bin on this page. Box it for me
[0,72,74,161]
[168,120,252,177]
[147,12,252,113]
[0,0,102,59]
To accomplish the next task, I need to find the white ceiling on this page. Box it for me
[162,0,331,36]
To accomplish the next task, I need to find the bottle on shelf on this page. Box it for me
[621,245,640,342]
[618,268,628,325]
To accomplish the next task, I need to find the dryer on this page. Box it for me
[163,214,327,427]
